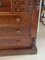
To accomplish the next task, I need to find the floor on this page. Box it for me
[0,21,45,60]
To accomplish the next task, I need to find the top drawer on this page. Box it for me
[0,0,11,12]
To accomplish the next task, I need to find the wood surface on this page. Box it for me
[0,0,40,55]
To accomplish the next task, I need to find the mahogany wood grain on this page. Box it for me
[0,0,40,55]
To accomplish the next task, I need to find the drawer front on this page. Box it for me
[0,13,32,27]
[0,36,32,49]
[12,0,33,12]
[0,27,31,36]
[0,0,11,12]
[12,6,33,12]
[12,0,33,6]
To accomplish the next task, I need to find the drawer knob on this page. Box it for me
[16,8,20,12]
[16,30,20,34]
[0,1,3,7]
[16,18,21,23]
[16,2,20,5]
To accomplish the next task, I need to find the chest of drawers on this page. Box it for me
[0,0,40,56]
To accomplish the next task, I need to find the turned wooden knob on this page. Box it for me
[16,17,21,23]
[16,1,20,5]
[16,30,20,34]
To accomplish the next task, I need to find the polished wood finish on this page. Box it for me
[0,0,11,12]
[0,0,40,56]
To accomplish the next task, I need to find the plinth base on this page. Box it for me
[0,44,37,56]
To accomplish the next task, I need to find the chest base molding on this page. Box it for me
[0,43,37,56]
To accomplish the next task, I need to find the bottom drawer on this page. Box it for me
[0,36,32,49]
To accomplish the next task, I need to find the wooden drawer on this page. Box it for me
[0,26,31,36]
[0,36,32,49]
[12,6,33,12]
[0,13,32,27]
[0,0,11,12]
[12,0,33,6]
[15,26,31,36]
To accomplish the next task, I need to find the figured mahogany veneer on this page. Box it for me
[0,0,40,56]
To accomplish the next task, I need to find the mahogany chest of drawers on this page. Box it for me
[0,0,40,56]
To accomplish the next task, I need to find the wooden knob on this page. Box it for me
[16,30,20,34]
[16,1,20,5]
[16,8,20,12]
[16,18,21,23]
